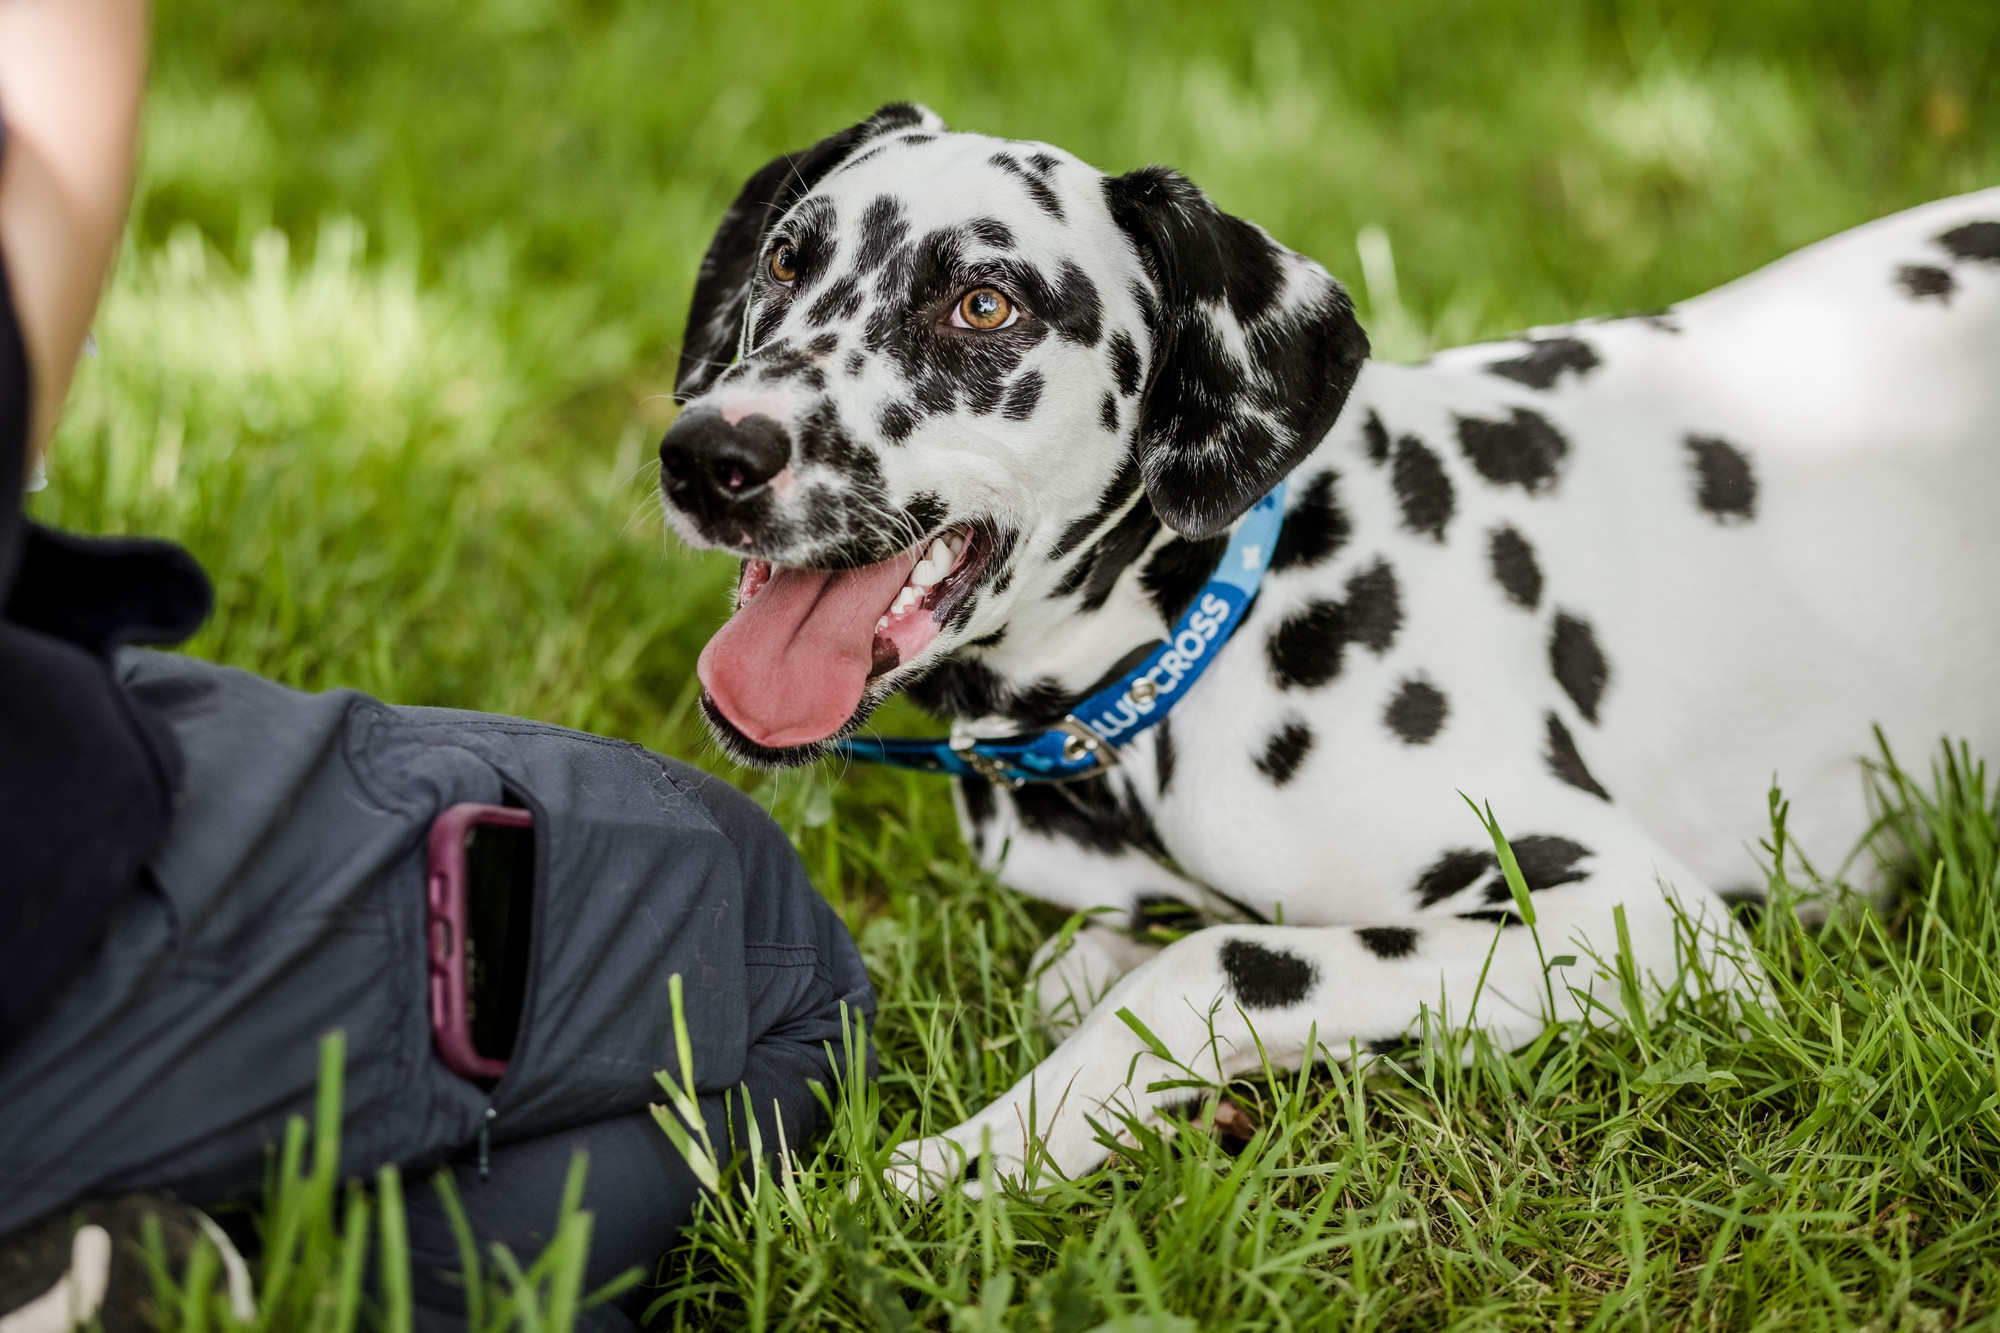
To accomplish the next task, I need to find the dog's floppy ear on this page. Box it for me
[1105,167,1369,539]
[674,102,948,402]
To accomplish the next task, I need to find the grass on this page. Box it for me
[642,749,2000,1331]
[141,1030,640,1333]
[142,750,2000,1331]
[29,0,2000,1326]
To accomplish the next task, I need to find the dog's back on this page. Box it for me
[1332,187,2000,889]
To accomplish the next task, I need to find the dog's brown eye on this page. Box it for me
[769,244,798,283]
[957,287,1012,330]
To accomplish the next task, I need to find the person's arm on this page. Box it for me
[0,0,149,475]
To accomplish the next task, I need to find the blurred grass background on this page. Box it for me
[30,1,2000,1326]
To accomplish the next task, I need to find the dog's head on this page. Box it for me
[661,103,1369,766]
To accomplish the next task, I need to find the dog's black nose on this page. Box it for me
[659,411,791,502]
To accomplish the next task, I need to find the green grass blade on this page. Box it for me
[376,1167,413,1333]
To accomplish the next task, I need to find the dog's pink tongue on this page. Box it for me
[697,555,914,749]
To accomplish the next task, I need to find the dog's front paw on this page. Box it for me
[884,1133,987,1202]
[884,1097,1127,1202]
[884,1116,1035,1202]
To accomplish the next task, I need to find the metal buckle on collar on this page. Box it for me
[1054,716,1119,774]
[950,734,1025,788]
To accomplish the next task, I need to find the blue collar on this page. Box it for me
[837,480,1286,786]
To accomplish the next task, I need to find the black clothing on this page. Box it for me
[0,154,213,1054]
[0,651,872,1330]
[0,128,872,1328]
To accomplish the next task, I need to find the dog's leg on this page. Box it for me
[1029,923,1164,1037]
[999,830,1210,1031]
[958,774,1240,1030]
[887,871,1754,1198]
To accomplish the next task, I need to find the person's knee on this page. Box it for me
[659,758,874,1018]
[661,762,812,912]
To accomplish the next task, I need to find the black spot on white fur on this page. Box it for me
[1383,678,1447,745]
[1939,221,2000,263]
[961,773,997,823]
[990,152,1064,221]
[1268,471,1350,573]
[1483,836,1592,900]
[1061,498,1161,611]
[1142,534,1230,623]
[1025,261,1104,349]
[1485,337,1600,390]
[1391,435,1454,541]
[1544,713,1611,801]
[1013,774,1165,860]
[1266,561,1401,690]
[1255,721,1313,785]
[1356,927,1418,960]
[1002,370,1045,422]
[1899,264,1957,302]
[855,195,911,275]
[1685,435,1757,522]
[1362,410,1391,464]
[1455,408,1569,493]
[967,217,1015,249]
[1488,527,1542,609]
[903,492,947,540]
[1549,613,1609,724]
[904,655,1067,730]
[960,774,997,856]
[1100,392,1120,434]
[1220,939,1318,1008]
[878,400,918,443]
[1153,717,1177,794]
[1109,331,1142,397]
[1050,457,1144,560]
[1334,563,1402,652]
[806,274,865,326]
[1413,835,1591,911]
[1415,849,1496,908]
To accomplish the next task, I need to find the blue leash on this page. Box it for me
[837,481,1287,786]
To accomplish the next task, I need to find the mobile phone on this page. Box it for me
[427,802,534,1081]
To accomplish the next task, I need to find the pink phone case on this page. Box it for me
[427,802,533,1080]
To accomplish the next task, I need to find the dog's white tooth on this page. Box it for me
[891,587,919,614]
[946,532,965,557]
[929,538,952,570]
[876,616,889,632]
[911,559,941,587]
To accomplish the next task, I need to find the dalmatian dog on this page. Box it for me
[656,102,2000,1195]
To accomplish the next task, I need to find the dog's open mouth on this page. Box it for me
[695,523,994,749]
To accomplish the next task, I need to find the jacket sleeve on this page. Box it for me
[0,225,209,1056]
